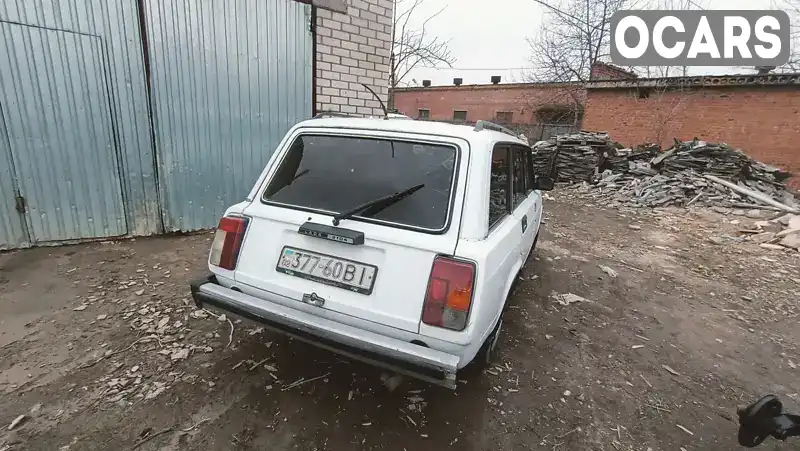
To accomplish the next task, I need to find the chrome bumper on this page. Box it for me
[190,275,459,388]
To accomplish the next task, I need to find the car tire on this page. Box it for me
[522,231,540,267]
[477,311,504,366]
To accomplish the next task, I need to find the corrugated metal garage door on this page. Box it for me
[0,21,128,244]
[0,112,25,249]
[0,0,160,250]
[145,0,314,232]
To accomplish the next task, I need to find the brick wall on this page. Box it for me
[315,0,393,116]
[392,70,800,188]
[393,83,585,124]
[583,86,800,188]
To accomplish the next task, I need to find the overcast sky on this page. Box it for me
[399,0,791,86]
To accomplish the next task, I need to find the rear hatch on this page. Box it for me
[233,129,467,332]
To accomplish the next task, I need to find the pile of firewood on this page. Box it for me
[534,134,798,213]
[532,131,613,182]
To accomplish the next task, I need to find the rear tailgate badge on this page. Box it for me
[302,292,326,307]
[298,221,365,245]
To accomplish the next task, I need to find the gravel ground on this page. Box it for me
[1,190,798,451]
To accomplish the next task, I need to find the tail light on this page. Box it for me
[209,216,249,270]
[422,256,476,331]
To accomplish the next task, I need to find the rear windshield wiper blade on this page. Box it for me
[332,184,425,226]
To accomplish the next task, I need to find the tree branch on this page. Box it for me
[391,0,456,93]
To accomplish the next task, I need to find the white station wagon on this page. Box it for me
[190,116,554,388]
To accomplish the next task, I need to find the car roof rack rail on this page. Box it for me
[312,110,361,119]
[473,120,528,143]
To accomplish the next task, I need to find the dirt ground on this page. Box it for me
[1,189,799,451]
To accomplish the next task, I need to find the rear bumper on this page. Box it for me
[190,275,459,388]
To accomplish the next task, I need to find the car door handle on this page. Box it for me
[521,215,528,233]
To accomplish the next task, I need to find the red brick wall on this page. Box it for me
[583,86,800,188]
[393,84,585,124]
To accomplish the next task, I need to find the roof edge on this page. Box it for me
[393,81,582,92]
[587,72,800,89]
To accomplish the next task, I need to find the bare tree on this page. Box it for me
[523,0,639,127]
[621,1,701,146]
[527,0,709,84]
[626,0,708,77]
[632,85,694,146]
[389,0,456,109]
[525,0,637,84]
[775,0,800,71]
[521,0,719,131]
[517,83,586,132]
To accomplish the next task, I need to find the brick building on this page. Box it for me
[393,81,584,128]
[314,0,393,116]
[583,74,800,188]
[391,62,635,126]
[393,64,800,187]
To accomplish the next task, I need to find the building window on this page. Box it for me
[496,111,513,124]
[489,145,510,230]
[453,110,467,121]
[418,109,430,120]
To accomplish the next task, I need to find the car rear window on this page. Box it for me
[262,134,457,231]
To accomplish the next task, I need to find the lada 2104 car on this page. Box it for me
[190,116,554,388]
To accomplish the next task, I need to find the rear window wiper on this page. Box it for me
[332,184,425,226]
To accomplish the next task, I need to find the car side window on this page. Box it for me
[511,146,528,208]
[526,147,535,192]
[489,145,510,229]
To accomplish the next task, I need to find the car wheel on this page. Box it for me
[522,232,540,266]
[478,312,504,366]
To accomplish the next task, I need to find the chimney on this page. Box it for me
[453,77,463,86]
[422,79,432,87]
[491,76,501,84]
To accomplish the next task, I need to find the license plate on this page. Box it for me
[275,246,378,295]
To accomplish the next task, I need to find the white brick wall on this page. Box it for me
[315,0,393,116]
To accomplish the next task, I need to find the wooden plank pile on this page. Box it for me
[536,134,799,214]
[587,166,798,213]
[532,131,613,182]
[589,170,728,209]
[603,143,660,174]
[586,168,799,212]
[532,140,558,177]
[740,213,800,251]
[654,139,750,177]
[555,145,599,182]
[747,159,794,185]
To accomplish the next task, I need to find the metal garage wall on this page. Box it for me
[0,0,160,243]
[0,22,128,242]
[145,0,313,231]
[0,113,26,249]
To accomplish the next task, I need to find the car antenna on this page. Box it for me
[360,83,395,157]
[361,83,388,119]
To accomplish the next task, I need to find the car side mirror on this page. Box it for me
[534,177,554,191]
